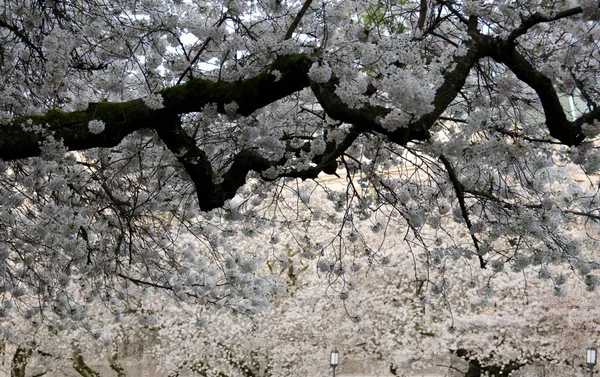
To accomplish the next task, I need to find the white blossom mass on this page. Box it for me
[1,0,600,375]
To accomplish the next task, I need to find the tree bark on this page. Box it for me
[11,346,32,377]
[456,349,524,377]
[72,345,100,377]
[2,6,598,213]
[109,343,126,377]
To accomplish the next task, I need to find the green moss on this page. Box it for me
[161,80,191,107]
[269,53,309,71]
[160,53,310,115]
[88,99,148,123]
[15,53,310,139]
[21,99,148,131]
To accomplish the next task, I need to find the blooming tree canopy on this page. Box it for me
[4,236,598,377]
[2,0,600,329]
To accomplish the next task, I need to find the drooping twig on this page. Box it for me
[439,154,486,268]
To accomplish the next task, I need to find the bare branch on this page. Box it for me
[284,0,315,40]
[176,17,227,85]
[109,344,127,377]
[417,0,428,31]
[0,17,45,60]
[464,187,600,221]
[116,273,174,290]
[507,6,585,42]
[439,154,486,269]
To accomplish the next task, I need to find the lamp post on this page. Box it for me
[587,344,597,377]
[330,348,339,377]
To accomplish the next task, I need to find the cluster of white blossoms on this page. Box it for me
[5,206,594,377]
[1,0,600,375]
[380,109,411,131]
[271,69,282,82]
[461,0,483,16]
[308,62,333,83]
[87,119,105,134]
[143,93,165,110]
[380,69,435,118]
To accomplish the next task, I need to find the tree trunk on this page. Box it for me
[11,346,32,377]
[109,342,126,377]
[72,345,100,377]
[457,349,524,377]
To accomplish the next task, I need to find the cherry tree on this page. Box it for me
[2,0,600,348]
[136,251,600,377]
[2,199,600,377]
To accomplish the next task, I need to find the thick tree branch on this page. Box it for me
[276,125,362,180]
[3,21,598,218]
[311,35,484,145]
[154,114,276,210]
[489,40,585,146]
[284,0,315,40]
[161,35,508,211]
[157,113,360,209]
[154,116,221,210]
[310,80,430,144]
[507,6,585,42]
[162,54,311,117]
[0,54,312,161]
[412,35,487,131]
[417,0,428,31]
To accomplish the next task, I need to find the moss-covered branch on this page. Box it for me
[2,29,597,215]
[0,54,311,162]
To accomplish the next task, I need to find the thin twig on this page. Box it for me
[439,154,486,268]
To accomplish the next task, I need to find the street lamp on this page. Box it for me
[587,344,597,377]
[330,348,339,377]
